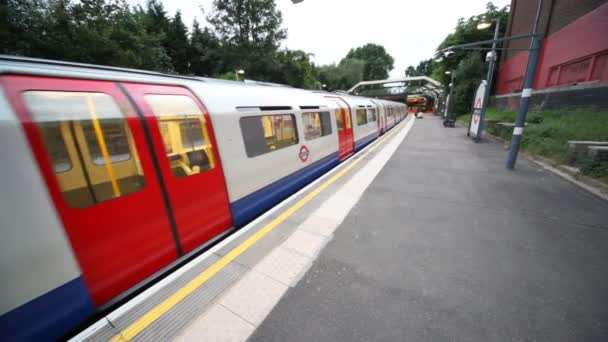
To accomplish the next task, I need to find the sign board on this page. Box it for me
[469,80,487,138]
[299,145,310,162]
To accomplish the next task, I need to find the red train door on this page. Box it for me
[326,96,354,160]
[121,83,233,253]
[2,75,180,305]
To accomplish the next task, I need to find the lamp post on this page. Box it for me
[444,70,455,124]
[474,17,501,142]
[235,69,245,82]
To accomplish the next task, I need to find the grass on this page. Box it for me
[458,108,608,183]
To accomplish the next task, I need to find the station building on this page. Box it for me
[494,0,608,111]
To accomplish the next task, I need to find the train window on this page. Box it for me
[367,108,377,123]
[345,109,352,128]
[302,111,332,140]
[144,94,216,178]
[240,114,298,158]
[38,122,72,173]
[335,110,344,131]
[23,91,145,208]
[81,120,131,164]
[356,108,367,126]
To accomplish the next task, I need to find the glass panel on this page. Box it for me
[345,109,352,129]
[356,108,367,126]
[144,94,215,178]
[303,111,332,140]
[23,91,145,208]
[367,108,377,122]
[240,114,298,158]
[81,119,131,165]
[335,109,344,131]
[38,122,71,173]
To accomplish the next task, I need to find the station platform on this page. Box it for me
[74,115,608,342]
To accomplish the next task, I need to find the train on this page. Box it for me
[0,55,408,341]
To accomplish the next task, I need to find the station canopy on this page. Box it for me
[347,76,444,103]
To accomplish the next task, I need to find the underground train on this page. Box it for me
[0,56,408,341]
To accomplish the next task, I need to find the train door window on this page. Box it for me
[82,120,131,164]
[345,108,352,128]
[23,91,145,208]
[367,108,377,123]
[303,111,332,140]
[356,108,367,126]
[335,109,344,131]
[240,114,298,157]
[39,122,72,173]
[144,94,216,178]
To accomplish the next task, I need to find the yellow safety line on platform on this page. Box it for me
[109,116,411,342]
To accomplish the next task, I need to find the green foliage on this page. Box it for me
[452,54,484,114]
[317,58,366,91]
[580,161,608,181]
[405,2,510,113]
[189,20,222,77]
[165,11,190,74]
[345,43,394,80]
[405,59,435,77]
[481,108,608,181]
[270,49,319,89]
[207,0,287,79]
[0,0,391,90]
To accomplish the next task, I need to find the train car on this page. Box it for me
[0,56,405,341]
[337,94,379,152]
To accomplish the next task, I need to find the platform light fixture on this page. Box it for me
[235,69,245,81]
[477,21,492,30]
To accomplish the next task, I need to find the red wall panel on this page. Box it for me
[496,2,608,94]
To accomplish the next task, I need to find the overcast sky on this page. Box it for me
[131,0,510,78]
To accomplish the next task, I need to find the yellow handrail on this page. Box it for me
[86,95,121,198]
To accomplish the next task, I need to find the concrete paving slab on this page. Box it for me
[220,270,288,326]
[283,229,329,258]
[173,304,255,342]
[253,247,311,286]
[296,214,341,237]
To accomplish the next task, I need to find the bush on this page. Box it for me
[580,160,608,180]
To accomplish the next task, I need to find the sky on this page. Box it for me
[130,0,511,78]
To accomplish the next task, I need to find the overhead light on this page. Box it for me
[237,69,245,74]
[445,71,452,75]
[477,21,492,30]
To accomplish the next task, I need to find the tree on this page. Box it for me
[427,2,510,114]
[345,43,394,80]
[269,49,319,89]
[208,0,287,78]
[318,58,365,91]
[405,58,435,77]
[165,11,190,74]
[189,19,222,77]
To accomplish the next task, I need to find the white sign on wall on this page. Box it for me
[469,80,487,138]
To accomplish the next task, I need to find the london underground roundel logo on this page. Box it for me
[299,145,310,162]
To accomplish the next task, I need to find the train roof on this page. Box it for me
[0,55,332,114]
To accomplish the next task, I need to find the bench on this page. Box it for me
[567,141,608,165]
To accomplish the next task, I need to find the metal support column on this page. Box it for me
[475,18,501,141]
[506,34,542,169]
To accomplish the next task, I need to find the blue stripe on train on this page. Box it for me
[230,152,340,227]
[354,132,378,152]
[0,277,94,342]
